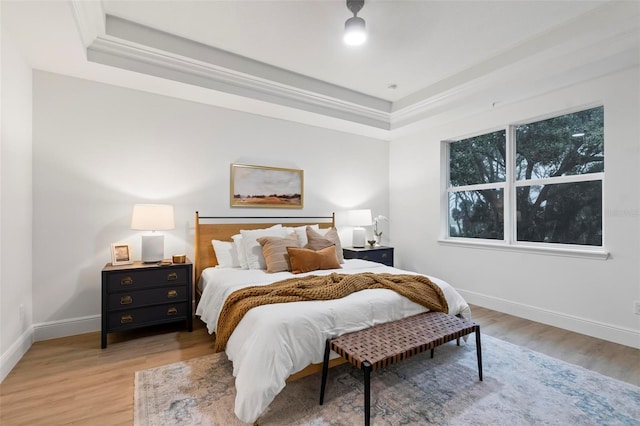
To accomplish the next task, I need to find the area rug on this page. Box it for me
[134,335,640,425]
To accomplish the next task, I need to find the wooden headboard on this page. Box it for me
[194,212,335,283]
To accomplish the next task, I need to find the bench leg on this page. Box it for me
[363,361,372,426]
[319,339,331,405]
[475,326,483,381]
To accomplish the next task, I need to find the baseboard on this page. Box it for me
[458,289,640,349]
[0,327,33,383]
[32,314,100,342]
[2,315,101,382]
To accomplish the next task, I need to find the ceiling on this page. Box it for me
[3,0,639,139]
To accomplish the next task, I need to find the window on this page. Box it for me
[448,130,506,240]
[445,106,604,249]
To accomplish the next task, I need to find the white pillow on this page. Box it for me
[283,224,320,247]
[231,234,248,269]
[240,225,287,269]
[315,227,332,236]
[211,240,240,268]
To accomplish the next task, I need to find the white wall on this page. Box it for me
[390,67,640,348]
[31,71,389,339]
[0,12,34,381]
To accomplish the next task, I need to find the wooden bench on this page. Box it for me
[319,311,482,426]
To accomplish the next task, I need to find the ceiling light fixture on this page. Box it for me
[344,0,367,46]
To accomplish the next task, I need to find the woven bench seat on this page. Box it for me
[319,311,482,426]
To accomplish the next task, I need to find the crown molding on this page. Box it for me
[87,35,392,129]
[70,1,639,133]
[85,13,393,130]
[391,1,640,129]
[68,0,105,48]
[392,26,640,130]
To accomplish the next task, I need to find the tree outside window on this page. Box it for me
[448,130,506,240]
[446,106,604,247]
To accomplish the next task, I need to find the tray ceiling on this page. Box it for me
[4,1,639,138]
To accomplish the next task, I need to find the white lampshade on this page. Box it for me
[131,204,175,263]
[347,209,372,227]
[131,204,175,231]
[347,209,372,248]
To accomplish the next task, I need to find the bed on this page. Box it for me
[193,212,471,424]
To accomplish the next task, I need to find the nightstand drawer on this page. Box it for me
[359,250,391,263]
[107,286,188,310]
[343,246,394,267]
[106,268,188,292]
[107,303,189,331]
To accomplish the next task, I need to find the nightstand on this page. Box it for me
[343,246,394,267]
[101,260,193,348]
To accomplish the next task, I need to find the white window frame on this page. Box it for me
[439,108,608,260]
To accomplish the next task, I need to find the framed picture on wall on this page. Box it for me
[230,163,303,209]
[111,243,134,266]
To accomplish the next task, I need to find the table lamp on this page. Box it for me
[347,209,372,248]
[131,204,175,263]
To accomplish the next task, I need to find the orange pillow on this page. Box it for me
[286,245,341,274]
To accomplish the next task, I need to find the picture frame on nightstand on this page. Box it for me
[110,243,133,266]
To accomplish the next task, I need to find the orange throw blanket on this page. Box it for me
[214,273,449,352]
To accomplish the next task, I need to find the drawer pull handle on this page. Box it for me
[167,272,178,281]
[381,253,387,258]
[167,290,178,298]
[120,295,133,305]
[121,276,133,286]
[120,315,133,324]
[167,307,178,316]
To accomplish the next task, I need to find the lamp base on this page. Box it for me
[352,227,366,248]
[141,234,164,263]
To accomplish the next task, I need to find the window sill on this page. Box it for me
[437,238,609,260]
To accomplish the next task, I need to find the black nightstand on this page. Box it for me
[101,260,193,348]
[343,246,394,267]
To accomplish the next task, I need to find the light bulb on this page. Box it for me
[344,16,367,46]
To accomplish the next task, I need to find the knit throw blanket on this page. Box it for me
[214,273,449,352]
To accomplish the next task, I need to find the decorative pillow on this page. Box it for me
[283,224,320,247]
[305,226,344,263]
[240,225,286,269]
[287,245,341,274]
[211,240,240,268]
[257,232,300,273]
[231,234,248,269]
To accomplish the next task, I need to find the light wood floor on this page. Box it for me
[1,305,638,425]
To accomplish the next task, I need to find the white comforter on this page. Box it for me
[195,259,471,424]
